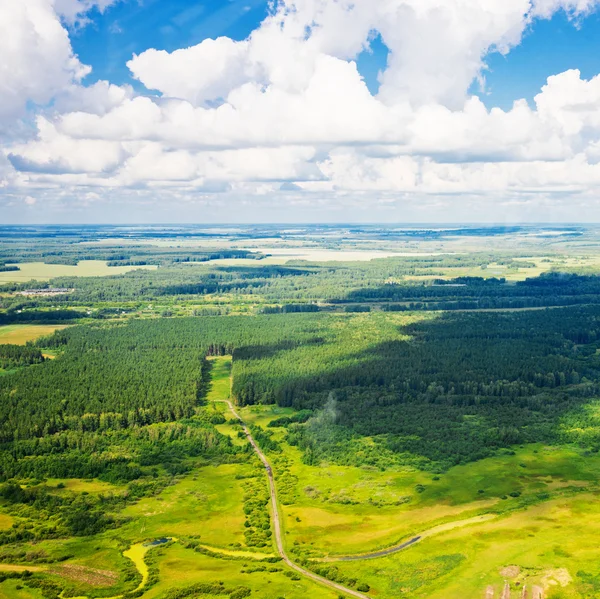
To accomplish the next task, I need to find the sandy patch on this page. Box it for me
[541,568,572,589]
[500,565,521,578]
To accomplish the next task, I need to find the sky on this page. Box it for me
[2,0,600,223]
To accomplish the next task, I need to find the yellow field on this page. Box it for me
[0,260,157,283]
[0,325,69,345]
[0,514,14,530]
[42,478,124,495]
[333,493,600,599]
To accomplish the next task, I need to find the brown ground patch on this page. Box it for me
[532,585,544,599]
[51,564,119,587]
[485,585,494,598]
[500,565,521,578]
[500,582,511,599]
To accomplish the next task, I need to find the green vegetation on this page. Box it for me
[0,325,69,346]
[3,225,600,598]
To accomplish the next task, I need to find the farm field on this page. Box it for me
[0,325,69,345]
[0,260,157,283]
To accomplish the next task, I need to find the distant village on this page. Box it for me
[18,288,73,297]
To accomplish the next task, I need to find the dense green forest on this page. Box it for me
[2,307,600,482]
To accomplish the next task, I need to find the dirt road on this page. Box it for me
[217,398,371,599]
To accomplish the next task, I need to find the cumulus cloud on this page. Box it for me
[0,0,90,127]
[3,0,600,219]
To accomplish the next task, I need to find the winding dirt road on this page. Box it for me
[216,397,371,599]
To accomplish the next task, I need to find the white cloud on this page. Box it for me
[0,0,90,127]
[127,38,257,106]
[53,0,121,25]
[3,0,600,220]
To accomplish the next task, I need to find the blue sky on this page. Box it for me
[72,0,272,89]
[4,0,600,223]
[72,1,600,110]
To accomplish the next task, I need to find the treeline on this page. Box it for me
[0,345,44,370]
[231,308,600,468]
[0,309,85,325]
[0,238,262,267]
[4,307,600,475]
[0,315,327,444]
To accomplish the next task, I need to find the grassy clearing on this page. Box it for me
[206,356,232,401]
[0,514,14,531]
[39,478,125,495]
[241,405,600,566]
[0,325,69,345]
[140,543,340,599]
[120,464,250,547]
[333,492,600,599]
[0,261,157,283]
[0,580,44,599]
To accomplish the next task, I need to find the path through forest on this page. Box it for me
[210,356,371,599]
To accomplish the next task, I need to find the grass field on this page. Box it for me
[0,580,44,599]
[120,463,250,547]
[140,543,341,599]
[0,325,69,345]
[235,404,600,597]
[332,492,600,599]
[0,260,157,283]
[39,478,125,495]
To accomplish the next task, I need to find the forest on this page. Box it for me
[2,306,600,479]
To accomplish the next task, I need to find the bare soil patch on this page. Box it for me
[500,565,521,578]
[51,564,119,587]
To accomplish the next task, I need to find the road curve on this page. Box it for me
[216,398,371,599]
[328,536,421,562]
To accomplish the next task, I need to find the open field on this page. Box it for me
[0,260,157,283]
[332,492,600,599]
[39,478,125,495]
[231,404,600,597]
[120,464,250,547]
[243,406,600,558]
[0,580,44,599]
[0,325,70,345]
[141,543,341,599]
